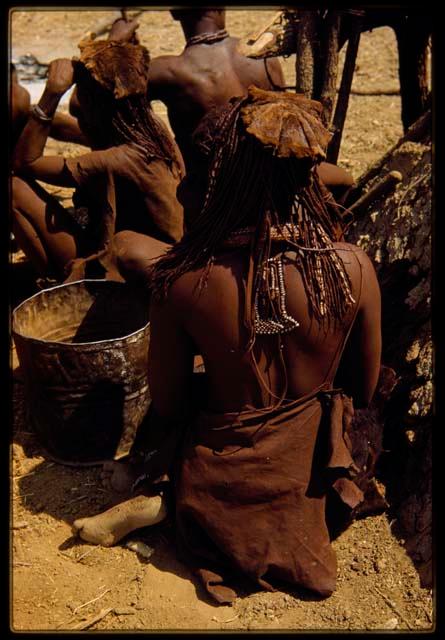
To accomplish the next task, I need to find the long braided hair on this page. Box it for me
[74,40,179,168]
[149,90,355,334]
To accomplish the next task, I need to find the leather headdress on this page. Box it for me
[240,86,332,161]
[77,39,150,99]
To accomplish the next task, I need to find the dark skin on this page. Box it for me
[12,59,171,280]
[11,64,89,149]
[71,240,381,547]
[148,243,381,419]
[110,11,353,204]
[147,10,285,166]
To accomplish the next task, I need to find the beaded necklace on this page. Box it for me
[221,224,301,335]
[254,254,300,335]
[185,29,230,48]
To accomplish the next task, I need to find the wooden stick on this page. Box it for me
[375,587,413,630]
[80,10,143,40]
[73,588,111,615]
[71,607,114,630]
[327,11,364,163]
[76,546,97,562]
[348,171,403,216]
[80,11,122,40]
[345,110,431,205]
[222,613,240,623]
[350,88,399,96]
[13,470,36,479]
[245,10,285,44]
[67,494,88,504]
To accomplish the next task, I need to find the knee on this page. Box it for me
[10,175,29,212]
[114,231,140,271]
[113,231,150,282]
[113,231,170,284]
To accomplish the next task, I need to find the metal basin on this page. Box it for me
[12,279,151,465]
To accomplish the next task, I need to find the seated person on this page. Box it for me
[12,38,184,283]
[72,88,381,605]
[11,61,89,149]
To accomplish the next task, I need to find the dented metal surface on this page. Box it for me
[12,279,151,466]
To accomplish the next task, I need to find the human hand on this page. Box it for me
[46,59,75,95]
[108,18,139,43]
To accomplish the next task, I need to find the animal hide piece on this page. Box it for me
[241,86,332,160]
[78,40,150,99]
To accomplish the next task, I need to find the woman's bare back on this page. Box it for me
[157,242,381,413]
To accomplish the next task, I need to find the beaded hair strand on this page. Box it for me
[149,97,354,331]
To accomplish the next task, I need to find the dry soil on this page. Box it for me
[10,8,433,633]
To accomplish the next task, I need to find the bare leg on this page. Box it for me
[113,230,170,285]
[11,176,79,276]
[72,493,167,547]
[100,460,140,494]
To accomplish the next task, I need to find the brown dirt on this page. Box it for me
[10,9,433,633]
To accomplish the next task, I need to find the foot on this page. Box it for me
[72,494,167,547]
[100,460,139,494]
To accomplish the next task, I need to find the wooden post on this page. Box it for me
[318,10,341,127]
[327,11,364,164]
[394,14,431,132]
[295,11,318,98]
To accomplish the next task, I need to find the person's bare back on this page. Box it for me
[147,9,284,165]
[149,22,284,164]
[110,10,353,201]
[148,242,381,419]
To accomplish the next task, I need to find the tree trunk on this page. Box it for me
[346,130,432,587]
[327,12,363,163]
[295,11,318,98]
[394,15,431,132]
[343,110,431,208]
[317,10,341,127]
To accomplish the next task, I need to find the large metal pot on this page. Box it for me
[12,279,150,466]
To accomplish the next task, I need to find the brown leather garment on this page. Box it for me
[174,385,364,604]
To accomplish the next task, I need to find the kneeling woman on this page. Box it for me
[72,88,381,604]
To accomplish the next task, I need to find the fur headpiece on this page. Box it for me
[240,86,331,161]
[77,39,150,99]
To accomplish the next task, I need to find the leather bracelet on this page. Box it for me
[31,104,53,123]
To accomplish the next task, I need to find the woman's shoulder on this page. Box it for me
[334,241,374,265]
[333,241,379,294]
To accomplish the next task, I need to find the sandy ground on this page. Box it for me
[10,8,433,633]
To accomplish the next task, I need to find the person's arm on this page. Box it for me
[264,57,286,89]
[106,19,176,104]
[146,56,178,102]
[317,161,355,204]
[50,111,90,146]
[11,79,31,133]
[12,58,78,187]
[107,17,140,43]
[148,295,195,421]
[335,248,382,408]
